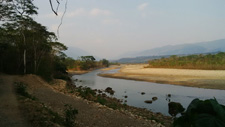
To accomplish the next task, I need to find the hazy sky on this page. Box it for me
[34,0,225,59]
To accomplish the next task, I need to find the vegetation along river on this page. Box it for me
[72,69,225,116]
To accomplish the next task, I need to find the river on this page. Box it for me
[72,69,225,116]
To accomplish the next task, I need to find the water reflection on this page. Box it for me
[72,69,225,116]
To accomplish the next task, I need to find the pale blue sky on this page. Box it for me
[34,0,225,59]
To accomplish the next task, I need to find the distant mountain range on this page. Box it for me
[64,47,91,59]
[64,47,101,60]
[114,55,171,63]
[115,39,225,63]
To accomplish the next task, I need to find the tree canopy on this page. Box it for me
[0,0,68,81]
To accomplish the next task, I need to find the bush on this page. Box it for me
[96,96,107,105]
[173,98,225,127]
[15,82,36,100]
[77,87,96,99]
[64,104,78,127]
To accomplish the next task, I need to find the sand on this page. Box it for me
[99,64,225,90]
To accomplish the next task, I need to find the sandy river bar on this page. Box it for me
[99,64,225,90]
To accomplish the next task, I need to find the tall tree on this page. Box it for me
[9,0,38,74]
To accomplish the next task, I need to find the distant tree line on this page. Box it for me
[65,56,109,71]
[148,52,225,70]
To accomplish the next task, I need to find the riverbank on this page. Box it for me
[99,64,225,90]
[101,65,121,71]
[0,74,171,127]
[67,66,113,76]
[67,70,89,75]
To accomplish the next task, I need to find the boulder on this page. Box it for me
[152,97,158,101]
[144,100,152,104]
[105,87,115,95]
[168,102,185,117]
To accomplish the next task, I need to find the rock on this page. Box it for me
[102,93,107,97]
[141,92,145,95]
[144,100,152,104]
[105,87,115,95]
[98,90,103,93]
[168,102,185,117]
[151,120,156,124]
[152,97,158,101]
[167,94,171,97]
[157,123,164,127]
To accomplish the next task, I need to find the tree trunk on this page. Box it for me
[34,49,37,74]
[23,49,26,74]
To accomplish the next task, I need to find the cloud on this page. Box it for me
[137,3,148,11]
[89,8,112,16]
[42,8,112,19]
[66,8,86,17]
[41,12,63,19]
[102,19,121,25]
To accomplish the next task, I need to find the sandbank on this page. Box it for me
[99,64,225,90]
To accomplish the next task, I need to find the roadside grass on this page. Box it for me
[15,82,36,100]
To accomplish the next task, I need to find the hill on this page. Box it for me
[120,39,225,58]
[64,47,91,59]
[114,55,171,63]
[115,39,225,63]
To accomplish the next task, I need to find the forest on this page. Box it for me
[148,52,225,70]
[0,0,109,81]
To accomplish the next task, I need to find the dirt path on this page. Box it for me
[14,75,164,127]
[0,75,29,127]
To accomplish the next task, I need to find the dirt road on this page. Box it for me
[0,75,29,127]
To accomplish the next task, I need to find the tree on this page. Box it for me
[2,0,38,74]
[101,59,109,67]
[0,0,69,81]
[79,56,96,70]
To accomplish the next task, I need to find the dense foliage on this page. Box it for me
[173,98,225,127]
[65,56,110,71]
[148,52,225,70]
[0,0,68,81]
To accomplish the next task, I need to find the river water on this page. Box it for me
[72,69,225,116]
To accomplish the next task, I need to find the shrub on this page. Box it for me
[15,82,36,100]
[96,96,107,105]
[77,87,96,99]
[64,104,78,127]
